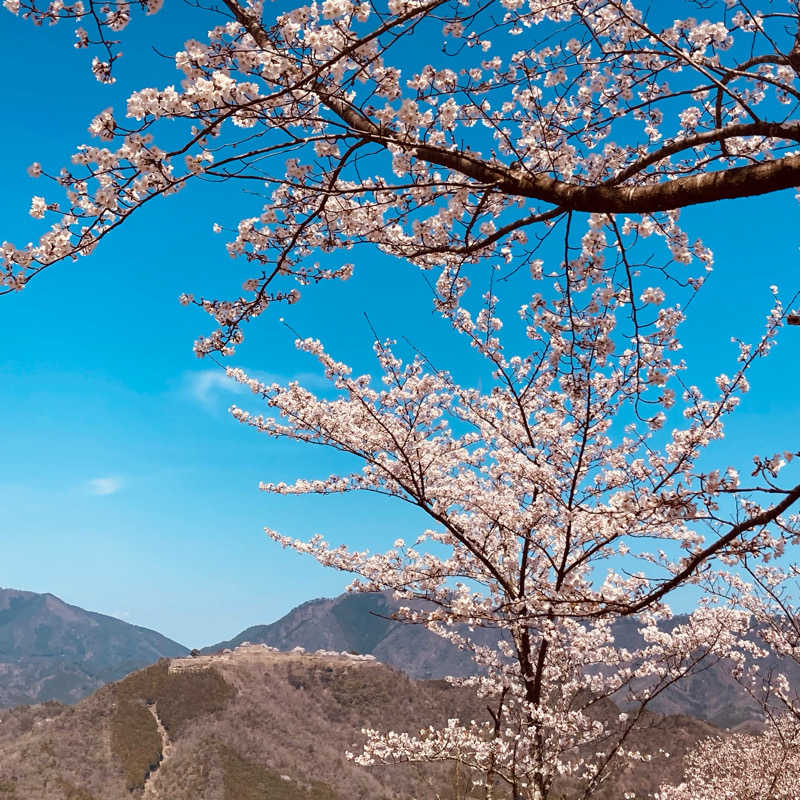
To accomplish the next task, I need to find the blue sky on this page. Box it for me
[1,5,799,648]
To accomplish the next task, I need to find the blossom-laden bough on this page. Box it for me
[225,273,799,799]
[655,713,800,800]
[3,0,800,354]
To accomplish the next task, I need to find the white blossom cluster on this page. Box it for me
[656,713,800,800]
[3,0,799,354]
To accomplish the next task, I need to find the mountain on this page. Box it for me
[202,591,494,680]
[0,645,721,800]
[0,588,188,708]
[4,584,796,732]
[205,591,800,729]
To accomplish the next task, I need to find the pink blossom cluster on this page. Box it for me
[656,714,800,800]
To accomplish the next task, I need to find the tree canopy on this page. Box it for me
[3,0,800,352]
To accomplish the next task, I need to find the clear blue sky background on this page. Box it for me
[1,5,798,648]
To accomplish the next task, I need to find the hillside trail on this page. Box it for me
[142,703,172,800]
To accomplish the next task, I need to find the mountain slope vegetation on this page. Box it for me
[0,646,722,800]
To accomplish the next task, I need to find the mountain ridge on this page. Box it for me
[0,587,188,708]
[204,590,800,729]
[4,586,799,730]
[201,591,501,680]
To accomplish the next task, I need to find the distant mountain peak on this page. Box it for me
[0,587,188,708]
[202,590,497,680]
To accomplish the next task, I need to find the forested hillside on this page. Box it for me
[0,646,723,800]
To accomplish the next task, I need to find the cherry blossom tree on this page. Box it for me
[222,270,798,798]
[5,1,800,797]
[656,559,800,799]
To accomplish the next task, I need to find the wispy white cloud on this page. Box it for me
[88,476,123,496]
[184,369,249,410]
[183,368,331,411]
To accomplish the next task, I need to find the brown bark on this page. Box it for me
[320,82,800,214]
[223,0,800,217]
